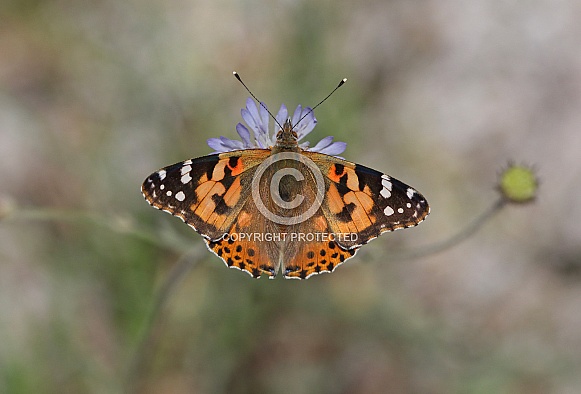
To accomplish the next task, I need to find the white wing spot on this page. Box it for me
[160,184,165,190]
[166,191,172,196]
[181,165,192,175]
[158,170,166,180]
[175,191,186,201]
[406,202,411,208]
[183,159,193,165]
[383,206,394,216]
[406,188,415,199]
[381,177,392,190]
[380,176,392,198]
[181,173,192,184]
[397,207,404,214]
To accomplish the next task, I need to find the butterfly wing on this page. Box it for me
[282,211,361,279]
[282,151,429,279]
[142,148,429,280]
[304,151,430,249]
[142,149,278,278]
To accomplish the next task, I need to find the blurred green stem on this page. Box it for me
[125,250,201,393]
[392,198,507,261]
[2,205,188,252]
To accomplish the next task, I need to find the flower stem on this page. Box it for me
[392,198,508,261]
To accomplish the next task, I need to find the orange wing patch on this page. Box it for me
[194,181,226,221]
[325,184,360,235]
[211,155,245,180]
[343,190,374,231]
[324,163,378,239]
[327,163,359,191]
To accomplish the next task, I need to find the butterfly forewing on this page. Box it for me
[303,151,429,250]
[141,150,270,241]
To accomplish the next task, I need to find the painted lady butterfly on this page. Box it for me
[142,96,429,279]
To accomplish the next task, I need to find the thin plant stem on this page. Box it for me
[389,198,507,261]
[125,248,203,393]
[2,206,190,253]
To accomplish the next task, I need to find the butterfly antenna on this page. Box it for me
[233,71,284,131]
[295,78,347,127]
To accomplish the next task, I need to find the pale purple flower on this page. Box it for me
[207,98,347,157]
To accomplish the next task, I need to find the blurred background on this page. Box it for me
[1,0,581,393]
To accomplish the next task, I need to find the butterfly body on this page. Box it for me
[142,110,429,279]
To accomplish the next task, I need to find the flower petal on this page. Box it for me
[245,97,259,125]
[207,136,243,152]
[293,106,317,140]
[236,123,252,148]
[222,136,245,149]
[291,104,303,126]
[206,137,225,151]
[275,104,288,132]
[259,102,270,132]
[241,107,257,131]
[309,136,334,151]
[316,141,347,156]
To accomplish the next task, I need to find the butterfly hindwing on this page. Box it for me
[205,214,277,279]
[282,212,360,279]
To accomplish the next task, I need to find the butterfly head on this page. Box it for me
[275,119,299,150]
